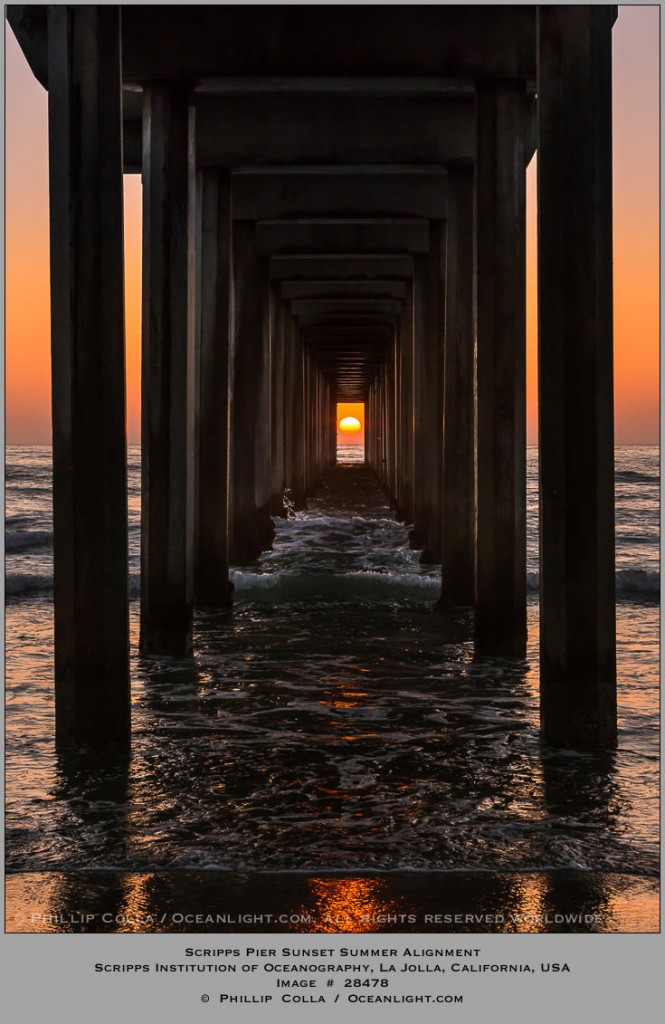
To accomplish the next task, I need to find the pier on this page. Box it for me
[8,5,617,751]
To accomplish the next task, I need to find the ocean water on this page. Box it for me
[4,445,660,883]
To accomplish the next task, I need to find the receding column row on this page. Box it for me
[45,10,616,754]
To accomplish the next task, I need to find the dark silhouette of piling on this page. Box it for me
[8,3,618,750]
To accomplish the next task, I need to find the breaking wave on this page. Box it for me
[6,529,53,553]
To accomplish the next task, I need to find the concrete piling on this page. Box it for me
[23,5,620,750]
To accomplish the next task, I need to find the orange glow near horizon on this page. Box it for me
[4,9,661,447]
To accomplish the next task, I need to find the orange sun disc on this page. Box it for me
[339,416,362,433]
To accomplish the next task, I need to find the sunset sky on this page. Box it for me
[337,403,365,447]
[4,6,660,445]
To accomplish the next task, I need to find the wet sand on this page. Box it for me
[6,461,660,938]
[7,869,658,934]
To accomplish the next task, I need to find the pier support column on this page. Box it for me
[303,348,317,495]
[380,370,386,479]
[384,360,392,488]
[538,7,617,747]
[140,84,195,655]
[387,332,398,502]
[368,382,376,472]
[441,166,475,607]
[474,82,528,654]
[328,388,337,468]
[270,285,287,516]
[194,169,234,607]
[410,262,428,547]
[302,347,311,491]
[47,6,129,747]
[284,315,306,509]
[229,221,274,563]
[396,282,415,523]
[412,222,445,562]
[316,368,325,483]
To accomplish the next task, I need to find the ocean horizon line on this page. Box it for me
[5,441,661,449]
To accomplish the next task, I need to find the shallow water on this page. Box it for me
[4,447,660,883]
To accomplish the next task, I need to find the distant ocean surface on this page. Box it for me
[6,445,659,603]
[5,445,660,879]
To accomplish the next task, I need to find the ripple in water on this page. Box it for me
[5,453,660,880]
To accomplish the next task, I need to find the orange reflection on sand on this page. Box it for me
[508,875,549,934]
[6,874,62,933]
[296,877,396,933]
[115,873,157,933]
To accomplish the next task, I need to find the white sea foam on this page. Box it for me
[526,568,659,601]
[5,445,661,607]
[230,569,440,604]
[5,529,53,553]
[5,572,53,597]
[6,571,143,600]
[5,567,660,603]
[5,446,660,880]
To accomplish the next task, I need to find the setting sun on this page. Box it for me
[339,416,362,434]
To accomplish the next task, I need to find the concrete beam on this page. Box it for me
[302,330,391,341]
[256,219,429,256]
[290,298,403,319]
[271,255,414,282]
[9,6,538,84]
[231,170,447,220]
[296,315,396,331]
[281,280,407,301]
[174,1,537,78]
[122,95,475,168]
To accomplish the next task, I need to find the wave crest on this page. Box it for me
[6,530,53,553]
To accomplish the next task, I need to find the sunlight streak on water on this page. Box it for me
[4,448,660,883]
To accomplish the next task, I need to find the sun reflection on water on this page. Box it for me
[295,877,396,933]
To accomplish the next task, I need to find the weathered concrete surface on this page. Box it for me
[12,4,618,752]
[395,283,415,524]
[441,165,475,607]
[537,7,617,749]
[229,221,274,564]
[290,297,402,319]
[281,280,407,301]
[284,315,307,509]
[194,169,234,607]
[140,84,196,655]
[270,285,287,516]
[474,82,528,655]
[10,5,538,86]
[47,6,129,748]
[232,170,447,221]
[271,255,414,282]
[256,218,429,255]
[411,220,446,564]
